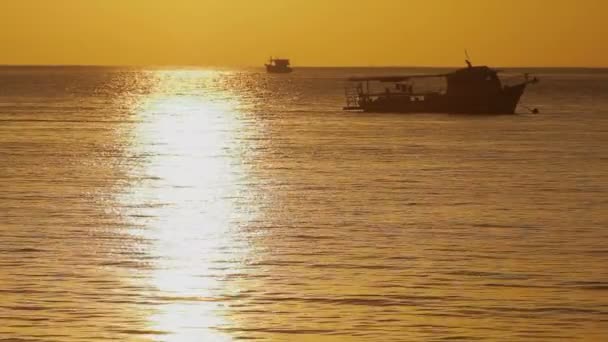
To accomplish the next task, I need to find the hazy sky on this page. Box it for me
[1,0,606,67]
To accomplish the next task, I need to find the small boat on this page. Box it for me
[265,57,293,74]
[343,61,538,114]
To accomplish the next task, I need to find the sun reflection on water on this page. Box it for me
[122,70,255,341]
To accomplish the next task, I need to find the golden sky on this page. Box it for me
[1,0,606,67]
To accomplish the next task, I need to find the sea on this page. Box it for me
[1,66,607,341]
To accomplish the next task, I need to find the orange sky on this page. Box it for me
[0,0,606,67]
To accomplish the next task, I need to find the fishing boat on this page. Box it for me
[265,57,293,73]
[343,61,538,114]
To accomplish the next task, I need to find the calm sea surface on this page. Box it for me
[1,67,607,341]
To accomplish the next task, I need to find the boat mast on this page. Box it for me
[465,49,473,68]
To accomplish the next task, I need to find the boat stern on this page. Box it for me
[343,83,365,111]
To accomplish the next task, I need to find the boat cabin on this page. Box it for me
[269,59,290,68]
[446,66,502,96]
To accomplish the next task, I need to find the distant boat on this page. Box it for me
[343,61,539,114]
[265,57,293,74]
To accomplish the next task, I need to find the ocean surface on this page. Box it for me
[1,66,607,341]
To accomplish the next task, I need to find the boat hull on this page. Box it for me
[265,65,293,73]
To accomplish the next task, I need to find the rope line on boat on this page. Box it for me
[520,103,540,114]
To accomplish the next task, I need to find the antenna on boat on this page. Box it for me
[465,49,472,68]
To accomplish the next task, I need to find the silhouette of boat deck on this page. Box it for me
[344,61,538,114]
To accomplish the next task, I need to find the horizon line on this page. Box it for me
[1,63,608,69]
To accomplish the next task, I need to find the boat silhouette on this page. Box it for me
[265,57,293,74]
[344,61,538,114]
